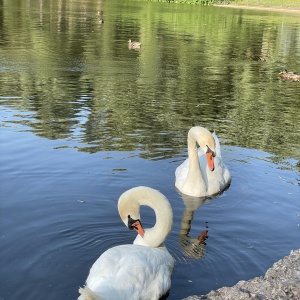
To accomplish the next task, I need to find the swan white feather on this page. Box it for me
[175,126,231,197]
[78,186,174,300]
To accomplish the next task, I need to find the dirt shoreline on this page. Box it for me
[214,4,300,13]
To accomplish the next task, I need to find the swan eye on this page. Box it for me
[127,215,145,237]
[128,215,139,230]
[206,146,215,157]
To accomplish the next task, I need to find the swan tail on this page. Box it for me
[78,286,104,300]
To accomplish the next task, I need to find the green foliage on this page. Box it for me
[145,0,216,5]
[232,0,300,8]
[144,0,300,7]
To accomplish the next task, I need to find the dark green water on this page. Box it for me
[0,0,299,299]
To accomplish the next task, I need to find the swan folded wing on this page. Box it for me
[78,286,104,300]
[175,147,205,191]
[130,246,174,300]
[212,132,222,158]
[206,156,231,195]
[145,263,173,300]
[84,245,174,300]
[175,158,189,190]
[208,133,231,194]
[114,245,174,300]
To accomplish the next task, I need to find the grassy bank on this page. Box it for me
[219,0,300,9]
[145,0,300,9]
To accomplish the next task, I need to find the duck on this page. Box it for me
[128,39,141,49]
[97,11,104,24]
[279,69,300,82]
[175,126,231,198]
[78,186,174,300]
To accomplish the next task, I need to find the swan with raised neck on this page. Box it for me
[175,126,231,197]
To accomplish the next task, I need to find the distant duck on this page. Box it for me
[128,39,141,50]
[78,186,174,300]
[97,11,104,24]
[279,69,300,82]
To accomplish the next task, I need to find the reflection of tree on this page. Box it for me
[0,0,299,160]
[178,193,211,259]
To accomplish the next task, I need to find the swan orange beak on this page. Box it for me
[132,220,145,238]
[128,215,145,238]
[206,152,215,171]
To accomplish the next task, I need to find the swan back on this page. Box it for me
[80,244,174,300]
[118,186,173,248]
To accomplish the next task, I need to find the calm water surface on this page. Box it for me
[0,0,299,299]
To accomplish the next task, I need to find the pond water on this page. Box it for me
[0,0,299,299]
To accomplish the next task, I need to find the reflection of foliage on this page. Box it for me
[153,0,215,4]
[0,0,299,160]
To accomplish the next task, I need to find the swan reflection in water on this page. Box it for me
[178,193,211,259]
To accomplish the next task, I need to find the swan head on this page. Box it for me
[128,215,144,238]
[188,126,216,171]
[205,145,215,171]
[118,191,141,232]
[118,186,173,247]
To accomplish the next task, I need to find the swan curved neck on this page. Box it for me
[185,131,205,192]
[187,127,210,173]
[182,127,215,196]
[188,126,212,153]
[118,187,173,248]
[187,134,200,170]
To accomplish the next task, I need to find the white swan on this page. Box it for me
[175,126,231,197]
[78,186,174,300]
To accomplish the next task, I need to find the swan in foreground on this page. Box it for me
[175,126,231,198]
[78,186,174,300]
